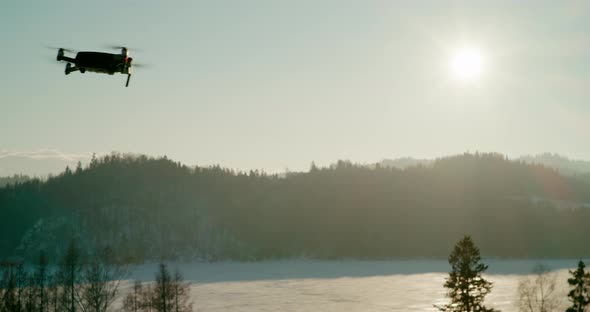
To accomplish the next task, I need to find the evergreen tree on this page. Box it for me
[75,161,83,174]
[437,235,497,312]
[567,260,590,312]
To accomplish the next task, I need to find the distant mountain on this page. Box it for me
[0,174,31,187]
[377,157,433,169]
[0,150,93,177]
[376,153,590,176]
[518,153,590,175]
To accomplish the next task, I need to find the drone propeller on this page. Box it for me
[131,63,149,68]
[44,46,76,53]
[125,57,150,69]
[104,45,142,52]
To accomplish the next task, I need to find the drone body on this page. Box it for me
[56,47,134,87]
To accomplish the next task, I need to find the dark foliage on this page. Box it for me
[567,260,590,312]
[2,152,590,261]
[437,235,497,312]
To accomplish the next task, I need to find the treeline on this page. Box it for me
[0,240,123,312]
[0,240,192,312]
[2,152,590,261]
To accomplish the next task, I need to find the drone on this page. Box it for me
[54,46,140,87]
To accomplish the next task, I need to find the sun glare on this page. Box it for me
[449,47,485,83]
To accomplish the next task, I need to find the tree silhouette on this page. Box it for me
[153,263,173,312]
[1,260,19,312]
[56,239,83,312]
[437,235,497,312]
[33,251,49,312]
[567,260,590,312]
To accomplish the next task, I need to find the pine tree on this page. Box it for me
[437,235,497,312]
[567,260,590,312]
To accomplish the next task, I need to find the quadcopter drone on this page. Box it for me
[55,47,139,87]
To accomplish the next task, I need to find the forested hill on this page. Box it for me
[2,152,590,262]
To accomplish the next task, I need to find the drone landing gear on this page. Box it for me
[125,74,131,87]
[65,63,80,75]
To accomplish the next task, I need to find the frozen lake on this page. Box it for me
[119,259,583,311]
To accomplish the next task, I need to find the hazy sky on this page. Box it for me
[2,1,590,173]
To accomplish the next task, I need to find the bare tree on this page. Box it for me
[153,263,174,312]
[46,273,60,312]
[33,251,50,312]
[139,283,155,312]
[121,281,144,312]
[517,264,561,312]
[1,260,18,312]
[56,239,83,312]
[78,247,128,312]
[15,262,29,312]
[171,270,192,312]
[24,275,36,312]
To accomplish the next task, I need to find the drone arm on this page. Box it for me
[125,74,131,87]
[59,56,76,63]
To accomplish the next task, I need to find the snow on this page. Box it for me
[115,259,580,311]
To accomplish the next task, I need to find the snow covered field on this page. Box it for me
[118,260,580,311]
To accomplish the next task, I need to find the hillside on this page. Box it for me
[1,152,590,262]
[378,153,590,175]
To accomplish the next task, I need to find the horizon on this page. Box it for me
[1,149,590,177]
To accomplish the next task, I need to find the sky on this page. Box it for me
[2,1,590,174]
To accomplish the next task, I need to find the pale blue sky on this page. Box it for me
[2,1,590,173]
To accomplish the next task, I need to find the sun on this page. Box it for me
[449,46,485,82]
